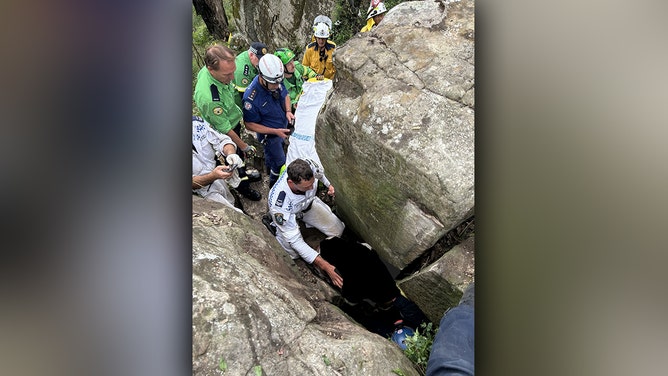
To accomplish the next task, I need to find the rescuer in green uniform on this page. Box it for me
[193,44,261,201]
[233,42,267,109]
[274,47,318,113]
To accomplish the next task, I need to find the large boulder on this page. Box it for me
[317,0,475,269]
[228,0,337,53]
[192,196,420,376]
[398,236,475,324]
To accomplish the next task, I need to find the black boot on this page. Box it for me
[236,180,261,201]
[261,213,277,236]
[237,165,262,183]
[244,167,262,182]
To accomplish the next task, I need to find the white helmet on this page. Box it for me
[366,2,387,20]
[313,15,332,30]
[258,54,284,83]
[313,22,330,39]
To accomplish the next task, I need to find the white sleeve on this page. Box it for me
[282,230,319,264]
[192,153,208,177]
[206,124,236,155]
[318,174,331,188]
[272,209,319,263]
[305,158,331,187]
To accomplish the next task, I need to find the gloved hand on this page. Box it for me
[242,144,257,158]
[225,173,241,189]
[226,153,244,167]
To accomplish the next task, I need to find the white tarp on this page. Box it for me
[285,79,333,167]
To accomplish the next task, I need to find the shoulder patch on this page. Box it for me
[241,78,249,85]
[244,102,252,110]
[209,84,220,101]
[248,89,257,101]
[212,106,223,115]
[243,65,249,76]
[274,213,284,225]
[276,191,286,207]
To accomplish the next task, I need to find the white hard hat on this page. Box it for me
[366,2,387,20]
[313,15,332,30]
[313,22,330,39]
[258,54,284,83]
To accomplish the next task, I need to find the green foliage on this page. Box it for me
[192,8,215,47]
[222,0,236,33]
[383,0,405,10]
[223,0,240,27]
[331,0,366,45]
[218,358,228,372]
[253,365,263,376]
[392,368,407,376]
[192,6,216,94]
[331,0,410,45]
[322,354,332,366]
[403,322,437,376]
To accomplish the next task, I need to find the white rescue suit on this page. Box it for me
[192,116,242,213]
[285,78,332,169]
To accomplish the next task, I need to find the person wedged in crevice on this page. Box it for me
[318,236,429,338]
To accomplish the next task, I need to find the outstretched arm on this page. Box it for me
[312,255,342,288]
[192,166,233,189]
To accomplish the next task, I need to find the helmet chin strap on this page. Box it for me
[259,75,281,99]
